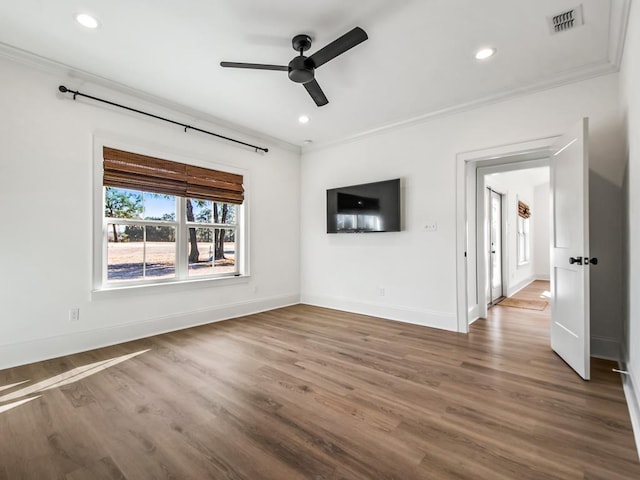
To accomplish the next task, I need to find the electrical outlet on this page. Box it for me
[425,222,437,232]
[69,307,80,322]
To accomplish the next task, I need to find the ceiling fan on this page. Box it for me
[220,27,368,107]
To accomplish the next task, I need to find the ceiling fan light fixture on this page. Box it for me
[475,47,496,60]
[75,13,100,29]
[298,115,310,124]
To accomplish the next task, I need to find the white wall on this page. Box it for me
[533,183,550,280]
[0,57,301,369]
[301,72,625,337]
[620,0,640,446]
[590,169,624,359]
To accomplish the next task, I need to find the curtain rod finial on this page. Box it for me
[58,85,68,93]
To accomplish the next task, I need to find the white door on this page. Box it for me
[550,118,590,380]
[488,189,503,303]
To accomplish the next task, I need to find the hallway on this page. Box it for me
[470,280,638,477]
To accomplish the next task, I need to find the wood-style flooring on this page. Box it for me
[1,281,638,479]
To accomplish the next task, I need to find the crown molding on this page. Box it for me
[2,0,631,158]
[302,61,617,155]
[609,0,632,69]
[303,0,632,155]
[0,42,301,155]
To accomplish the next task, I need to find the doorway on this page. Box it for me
[455,135,558,332]
[456,122,592,380]
[481,166,550,315]
[475,161,550,321]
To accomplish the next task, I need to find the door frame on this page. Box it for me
[455,136,559,333]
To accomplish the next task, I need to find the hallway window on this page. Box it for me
[517,200,531,265]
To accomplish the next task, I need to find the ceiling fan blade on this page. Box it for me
[304,79,329,107]
[307,27,368,69]
[220,62,288,71]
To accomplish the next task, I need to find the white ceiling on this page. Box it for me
[0,0,628,147]
[487,167,550,190]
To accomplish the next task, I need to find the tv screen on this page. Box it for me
[327,179,401,233]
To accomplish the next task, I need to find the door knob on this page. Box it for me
[569,257,583,265]
[586,257,598,265]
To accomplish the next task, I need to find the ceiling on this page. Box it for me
[487,167,550,190]
[0,1,628,148]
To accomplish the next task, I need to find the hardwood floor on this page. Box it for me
[1,282,638,479]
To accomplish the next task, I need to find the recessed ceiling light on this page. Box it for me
[298,115,310,124]
[75,13,100,29]
[303,140,313,145]
[475,47,496,60]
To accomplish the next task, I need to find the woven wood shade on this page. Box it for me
[518,200,531,219]
[103,147,244,204]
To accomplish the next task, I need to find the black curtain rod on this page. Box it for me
[58,85,269,153]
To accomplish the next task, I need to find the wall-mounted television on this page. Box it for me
[326,178,401,233]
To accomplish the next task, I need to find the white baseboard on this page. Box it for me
[0,294,300,370]
[506,277,535,297]
[301,294,457,332]
[468,304,481,324]
[620,362,640,461]
[535,274,551,281]
[468,316,482,325]
[591,336,621,361]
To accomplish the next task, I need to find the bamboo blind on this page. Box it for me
[518,200,531,219]
[103,147,244,204]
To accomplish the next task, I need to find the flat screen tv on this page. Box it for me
[326,179,401,233]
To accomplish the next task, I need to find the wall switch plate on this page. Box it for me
[69,307,80,322]
[379,287,385,297]
[425,222,437,232]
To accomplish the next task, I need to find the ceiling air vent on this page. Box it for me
[548,5,584,34]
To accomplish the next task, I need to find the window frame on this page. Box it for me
[516,214,530,266]
[183,199,240,279]
[93,138,249,293]
[104,213,179,283]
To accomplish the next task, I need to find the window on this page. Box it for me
[517,200,531,265]
[97,147,245,288]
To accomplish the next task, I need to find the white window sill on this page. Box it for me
[517,261,530,268]
[91,274,251,301]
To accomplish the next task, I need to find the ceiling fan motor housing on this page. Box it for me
[288,56,315,83]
